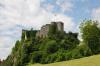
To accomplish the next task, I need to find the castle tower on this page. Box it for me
[51,22,57,25]
[57,22,64,31]
[36,21,64,38]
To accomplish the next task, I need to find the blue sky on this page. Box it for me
[41,0,100,22]
[0,0,100,60]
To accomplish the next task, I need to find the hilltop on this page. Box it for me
[1,20,100,66]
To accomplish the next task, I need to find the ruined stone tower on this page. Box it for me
[36,21,64,38]
[57,22,64,31]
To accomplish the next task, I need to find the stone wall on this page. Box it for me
[36,21,64,38]
[36,24,50,38]
[57,22,64,31]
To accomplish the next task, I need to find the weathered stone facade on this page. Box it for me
[36,21,64,38]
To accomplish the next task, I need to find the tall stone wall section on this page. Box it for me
[57,22,64,31]
[36,22,64,38]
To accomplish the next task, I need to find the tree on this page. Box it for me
[30,51,43,63]
[44,40,58,54]
[80,20,100,54]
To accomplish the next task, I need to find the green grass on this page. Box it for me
[28,54,100,66]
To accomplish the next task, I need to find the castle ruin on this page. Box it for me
[36,22,64,38]
[21,21,64,40]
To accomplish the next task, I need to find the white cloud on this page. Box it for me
[42,0,73,13]
[0,48,12,60]
[56,0,73,12]
[92,8,100,22]
[0,0,75,60]
[45,4,54,12]
[0,37,16,50]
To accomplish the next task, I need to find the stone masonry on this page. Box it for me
[36,21,64,38]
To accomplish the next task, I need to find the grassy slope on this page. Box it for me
[28,54,100,66]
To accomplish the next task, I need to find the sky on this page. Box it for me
[0,0,100,60]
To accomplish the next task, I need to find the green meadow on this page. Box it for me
[28,54,100,66]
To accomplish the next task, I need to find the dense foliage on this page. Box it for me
[1,20,100,66]
[80,20,100,54]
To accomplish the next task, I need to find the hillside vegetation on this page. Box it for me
[28,54,100,66]
[1,20,100,66]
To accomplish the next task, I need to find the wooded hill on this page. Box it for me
[1,20,100,66]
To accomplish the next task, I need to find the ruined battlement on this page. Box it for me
[36,21,64,38]
[21,22,64,40]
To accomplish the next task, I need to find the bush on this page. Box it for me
[44,40,59,54]
[30,51,43,63]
